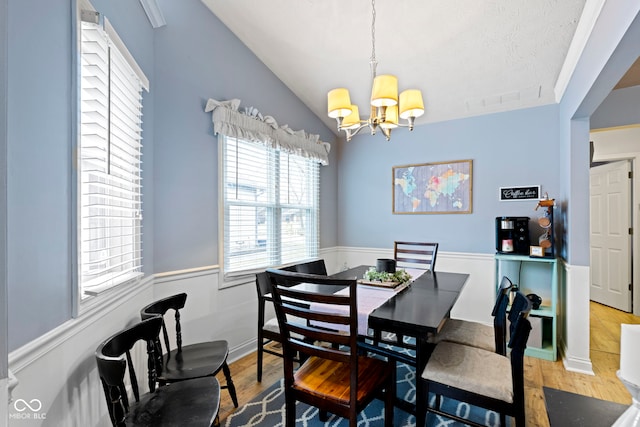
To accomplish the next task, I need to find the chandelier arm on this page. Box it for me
[341,123,369,141]
[381,126,391,141]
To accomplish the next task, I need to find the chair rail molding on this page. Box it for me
[9,275,154,373]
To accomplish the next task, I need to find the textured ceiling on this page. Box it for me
[202,0,589,135]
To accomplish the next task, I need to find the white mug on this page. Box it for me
[501,239,514,252]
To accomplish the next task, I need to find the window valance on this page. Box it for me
[205,98,330,165]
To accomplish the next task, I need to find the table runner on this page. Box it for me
[311,268,426,335]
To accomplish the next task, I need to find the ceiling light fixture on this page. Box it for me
[327,0,425,142]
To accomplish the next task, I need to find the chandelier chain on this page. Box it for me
[370,0,377,79]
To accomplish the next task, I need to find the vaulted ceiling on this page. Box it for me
[202,1,637,135]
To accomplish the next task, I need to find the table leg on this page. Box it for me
[415,335,432,427]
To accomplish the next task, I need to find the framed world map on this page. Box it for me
[393,159,473,214]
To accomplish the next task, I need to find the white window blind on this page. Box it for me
[79,13,146,297]
[222,135,319,275]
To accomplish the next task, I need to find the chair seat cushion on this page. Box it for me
[431,319,495,352]
[263,317,281,334]
[127,376,220,426]
[160,340,229,382]
[263,316,307,335]
[422,341,513,403]
[293,355,392,406]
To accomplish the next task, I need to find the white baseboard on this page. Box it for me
[228,338,258,364]
[562,353,595,375]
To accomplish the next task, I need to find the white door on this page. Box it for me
[590,160,632,312]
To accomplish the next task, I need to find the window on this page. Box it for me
[78,4,149,298]
[222,135,319,275]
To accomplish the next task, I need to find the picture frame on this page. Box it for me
[393,159,473,214]
[530,245,545,257]
[499,185,540,201]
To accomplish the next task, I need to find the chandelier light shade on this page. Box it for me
[399,89,425,119]
[341,105,361,129]
[327,88,352,119]
[327,0,424,141]
[380,105,398,129]
[371,74,398,107]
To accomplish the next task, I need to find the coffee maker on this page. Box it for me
[495,217,530,255]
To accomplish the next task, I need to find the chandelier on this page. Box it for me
[327,0,425,141]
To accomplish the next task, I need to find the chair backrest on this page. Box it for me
[394,241,439,271]
[140,293,188,360]
[96,317,163,425]
[255,272,272,302]
[491,276,514,355]
[256,269,306,321]
[508,289,531,337]
[266,268,359,404]
[294,259,328,275]
[507,292,532,412]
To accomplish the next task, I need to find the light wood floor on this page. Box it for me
[216,301,640,426]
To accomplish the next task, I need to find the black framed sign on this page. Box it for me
[499,185,540,201]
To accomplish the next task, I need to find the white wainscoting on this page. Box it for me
[560,263,594,374]
[7,278,155,427]
[4,248,590,426]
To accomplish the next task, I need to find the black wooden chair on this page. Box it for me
[96,316,221,426]
[255,271,289,382]
[430,276,514,355]
[140,293,238,408]
[255,259,327,381]
[293,259,328,275]
[394,241,439,271]
[266,268,395,427]
[370,242,439,351]
[421,291,533,427]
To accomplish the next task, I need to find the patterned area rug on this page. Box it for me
[225,341,504,426]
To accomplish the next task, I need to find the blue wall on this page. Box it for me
[591,85,640,129]
[336,105,561,254]
[8,0,79,350]
[152,0,337,273]
[5,0,336,351]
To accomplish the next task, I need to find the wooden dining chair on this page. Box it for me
[368,242,438,351]
[96,316,221,426]
[140,293,238,408]
[293,259,328,275]
[255,271,296,382]
[266,268,395,427]
[430,276,514,355]
[255,259,327,381]
[421,292,532,427]
[394,241,439,271]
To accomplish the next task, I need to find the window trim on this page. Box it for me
[72,0,148,315]
[217,134,320,289]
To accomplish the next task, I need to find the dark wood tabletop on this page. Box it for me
[331,264,469,425]
[330,265,469,336]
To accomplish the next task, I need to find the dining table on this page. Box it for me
[328,264,470,426]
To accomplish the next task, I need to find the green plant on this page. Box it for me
[363,267,412,285]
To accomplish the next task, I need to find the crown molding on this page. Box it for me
[139,0,166,28]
